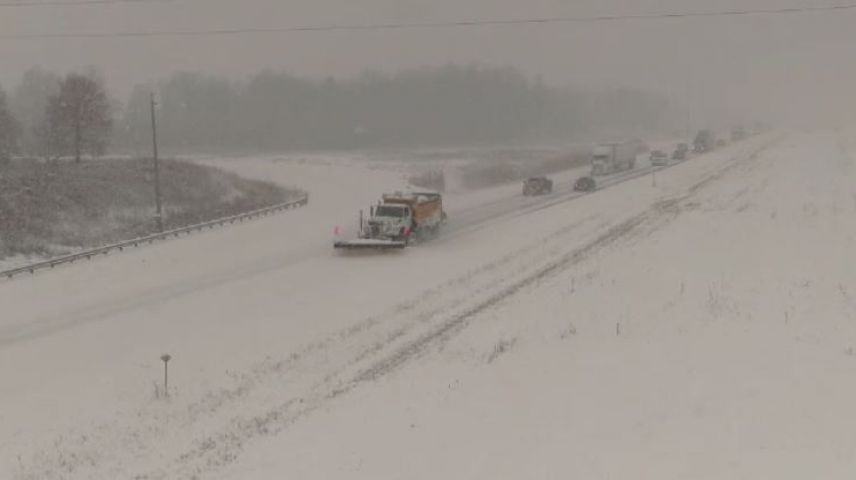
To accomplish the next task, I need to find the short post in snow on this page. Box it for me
[160,353,172,398]
[651,167,657,187]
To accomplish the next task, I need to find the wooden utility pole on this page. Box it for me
[150,93,163,232]
[73,113,82,163]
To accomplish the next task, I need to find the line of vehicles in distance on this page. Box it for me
[565,125,751,193]
[334,126,757,251]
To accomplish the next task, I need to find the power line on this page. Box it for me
[2,3,855,39]
[0,0,168,7]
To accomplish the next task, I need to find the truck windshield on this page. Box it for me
[375,206,408,218]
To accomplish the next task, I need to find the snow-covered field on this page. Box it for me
[7,131,855,479]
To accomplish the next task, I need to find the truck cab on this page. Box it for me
[591,142,636,176]
[591,145,613,175]
[367,203,413,242]
[672,143,689,160]
[694,130,715,153]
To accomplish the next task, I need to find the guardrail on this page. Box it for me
[1,194,309,280]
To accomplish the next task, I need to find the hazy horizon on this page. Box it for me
[3,0,856,127]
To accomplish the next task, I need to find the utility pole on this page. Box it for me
[150,92,163,232]
[685,77,692,140]
[74,113,82,163]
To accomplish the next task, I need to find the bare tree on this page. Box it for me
[42,73,113,162]
[10,67,60,156]
[0,86,21,163]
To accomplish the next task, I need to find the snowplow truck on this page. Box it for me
[591,142,637,176]
[334,192,446,250]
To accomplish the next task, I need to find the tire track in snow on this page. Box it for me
[0,160,642,348]
[130,214,650,480]
[16,209,604,480]
[138,137,779,480]
[14,136,780,480]
[0,141,736,349]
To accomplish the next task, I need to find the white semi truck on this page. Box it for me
[591,142,637,176]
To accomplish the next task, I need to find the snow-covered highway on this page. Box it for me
[9,131,846,480]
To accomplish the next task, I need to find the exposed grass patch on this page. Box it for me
[486,337,519,364]
[0,158,300,259]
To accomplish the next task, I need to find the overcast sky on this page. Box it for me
[2,0,855,124]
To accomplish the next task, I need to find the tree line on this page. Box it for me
[1,67,113,163]
[0,64,669,161]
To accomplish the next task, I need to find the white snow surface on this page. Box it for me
[6,132,856,479]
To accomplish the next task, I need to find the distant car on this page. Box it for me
[716,139,727,148]
[649,150,669,166]
[672,143,689,160]
[574,176,596,192]
[523,176,553,196]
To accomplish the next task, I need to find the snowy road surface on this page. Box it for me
[8,132,854,479]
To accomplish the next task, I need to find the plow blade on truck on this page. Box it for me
[333,238,407,250]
